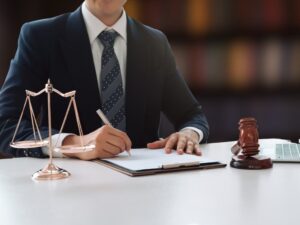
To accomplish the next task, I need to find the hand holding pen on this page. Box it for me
[96,109,131,156]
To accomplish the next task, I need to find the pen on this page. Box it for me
[96,109,131,156]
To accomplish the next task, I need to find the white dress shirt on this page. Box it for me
[82,2,127,92]
[43,2,203,157]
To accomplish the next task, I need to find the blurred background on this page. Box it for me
[1,0,300,142]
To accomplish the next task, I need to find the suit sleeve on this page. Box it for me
[0,23,57,157]
[160,34,209,143]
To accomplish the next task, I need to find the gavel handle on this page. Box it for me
[231,143,241,155]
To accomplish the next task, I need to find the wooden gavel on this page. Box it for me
[231,117,260,157]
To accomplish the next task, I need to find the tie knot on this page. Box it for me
[98,31,118,48]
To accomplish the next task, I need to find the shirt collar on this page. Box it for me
[81,2,127,44]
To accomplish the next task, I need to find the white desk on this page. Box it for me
[1,139,300,225]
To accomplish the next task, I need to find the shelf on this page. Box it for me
[191,86,300,98]
[167,30,300,43]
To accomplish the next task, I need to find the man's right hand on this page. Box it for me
[62,125,132,160]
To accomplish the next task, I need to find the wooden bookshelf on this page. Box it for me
[125,0,300,94]
[1,0,300,142]
[125,0,300,142]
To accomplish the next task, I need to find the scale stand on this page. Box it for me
[10,80,95,180]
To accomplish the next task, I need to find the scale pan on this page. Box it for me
[54,144,95,153]
[10,140,48,149]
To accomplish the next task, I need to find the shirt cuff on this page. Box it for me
[41,133,74,158]
[180,127,204,143]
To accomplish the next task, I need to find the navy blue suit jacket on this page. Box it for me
[0,7,209,157]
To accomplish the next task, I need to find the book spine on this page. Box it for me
[226,40,256,90]
[186,0,212,35]
[124,0,141,21]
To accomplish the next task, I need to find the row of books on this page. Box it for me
[171,39,300,90]
[125,0,300,35]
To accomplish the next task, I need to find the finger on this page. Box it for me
[94,146,116,159]
[95,129,123,155]
[194,144,202,156]
[107,126,132,150]
[165,134,178,154]
[185,140,194,154]
[120,132,132,151]
[113,130,132,150]
[176,136,187,155]
[106,135,126,152]
[147,139,167,149]
[102,142,123,155]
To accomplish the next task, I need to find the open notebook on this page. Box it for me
[94,148,226,176]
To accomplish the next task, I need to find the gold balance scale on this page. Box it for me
[10,80,95,180]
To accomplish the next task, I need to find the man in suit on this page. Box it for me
[0,0,209,160]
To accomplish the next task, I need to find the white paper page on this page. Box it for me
[103,148,218,171]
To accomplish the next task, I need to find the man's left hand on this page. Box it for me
[147,129,201,155]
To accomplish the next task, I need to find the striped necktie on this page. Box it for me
[98,30,126,131]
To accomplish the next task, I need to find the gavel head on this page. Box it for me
[238,117,260,156]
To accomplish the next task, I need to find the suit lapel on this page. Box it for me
[59,7,101,132]
[126,18,147,141]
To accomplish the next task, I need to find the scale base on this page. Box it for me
[32,163,71,180]
[230,155,273,169]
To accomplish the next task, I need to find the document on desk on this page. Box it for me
[95,148,226,176]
